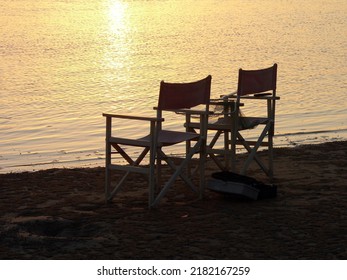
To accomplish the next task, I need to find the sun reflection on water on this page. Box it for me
[107,0,128,35]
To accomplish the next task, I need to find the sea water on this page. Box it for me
[1,0,346,173]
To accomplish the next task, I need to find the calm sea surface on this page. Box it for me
[1,0,346,173]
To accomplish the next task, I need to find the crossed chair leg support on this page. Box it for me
[206,129,237,172]
[237,122,274,179]
[105,145,151,202]
[105,140,206,208]
[151,139,205,207]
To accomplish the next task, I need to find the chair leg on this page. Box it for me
[207,130,226,170]
[268,128,274,181]
[209,153,227,171]
[230,114,238,172]
[199,139,207,198]
[105,116,112,202]
[105,143,111,201]
[186,139,193,178]
[105,166,111,202]
[160,150,196,191]
[207,130,236,172]
[105,144,151,203]
[155,147,162,192]
[148,148,156,208]
[240,123,272,177]
[152,141,201,207]
[108,171,131,200]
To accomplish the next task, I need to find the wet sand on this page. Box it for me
[0,141,346,259]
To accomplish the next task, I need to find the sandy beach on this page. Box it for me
[0,141,346,259]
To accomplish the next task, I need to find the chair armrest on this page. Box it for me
[209,100,236,105]
[173,108,212,115]
[239,95,280,100]
[153,107,212,115]
[103,113,164,122]
[219,92,280,101]
[220,91,237,100]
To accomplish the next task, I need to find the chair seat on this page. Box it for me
[239,116,268,130]
[139,130,199,146]
[109,136,151,147]
[188,116,268,131]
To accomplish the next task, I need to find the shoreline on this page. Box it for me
[2,131,347,175]
[1,140,346,259]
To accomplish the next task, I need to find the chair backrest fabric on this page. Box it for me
[158,75,212,110]
[237,64,277,96]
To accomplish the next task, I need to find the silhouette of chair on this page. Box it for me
[232,63,279,178]
[103,75,212,207]
[188,64,279,179]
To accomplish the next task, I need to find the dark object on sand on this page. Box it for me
[208,171,277,200]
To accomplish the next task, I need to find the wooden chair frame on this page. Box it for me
[232,63,279,179]
[188,64,279,179]
[103,75,212,208]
